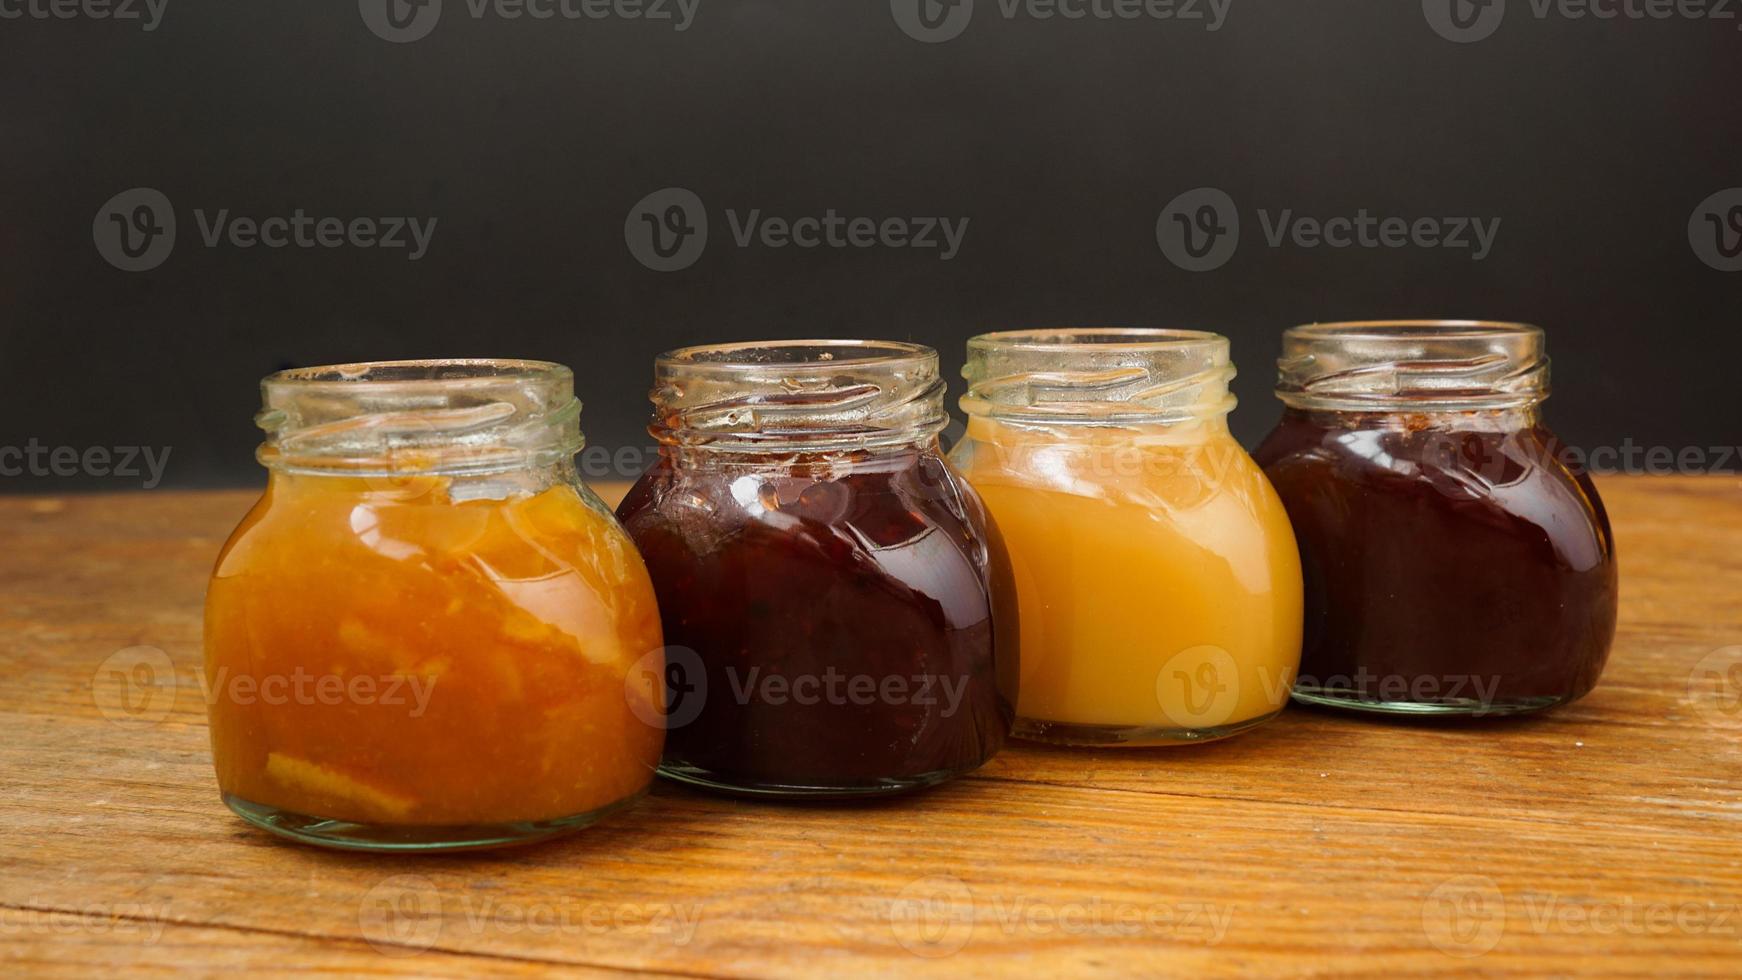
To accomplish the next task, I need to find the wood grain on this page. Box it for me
[2,476,1740,977]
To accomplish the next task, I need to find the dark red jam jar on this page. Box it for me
[616,340,1018,797]
[1252,321,1617,717]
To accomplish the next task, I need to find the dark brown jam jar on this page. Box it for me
[615,340,1018,797]
[1252,321,1617,717]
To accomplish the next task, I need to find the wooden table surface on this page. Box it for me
[3,475,1740,977]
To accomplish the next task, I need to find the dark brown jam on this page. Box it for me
[616,446,1017,796]
[1254,409,1617,715]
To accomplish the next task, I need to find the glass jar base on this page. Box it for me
[1012,710,1282,747]
[1290,686,1567,717]
[656,764,963,800]
[221,790,644,852]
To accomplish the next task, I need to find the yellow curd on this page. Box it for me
[952,329,1302,744]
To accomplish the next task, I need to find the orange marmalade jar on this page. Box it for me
[203,360,664,851]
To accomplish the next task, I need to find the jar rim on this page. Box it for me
[1276,319,1549,412]
[1285,320,1543,342]
[263,358,572,391]
[968,327,1226,353]
[649,339,946,451]
[656,339,933,373]
[961,327,1236,425]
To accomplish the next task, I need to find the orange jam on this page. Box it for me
[204,473,664,830]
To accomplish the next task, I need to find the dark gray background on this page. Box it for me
[3,0,1739,491]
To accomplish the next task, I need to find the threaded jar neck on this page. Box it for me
[255,359,583,476]
[647,339,948,452]
[960,328,1237,425]
[1275,320,1550,413]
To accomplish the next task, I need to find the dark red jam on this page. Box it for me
[1254,409,1617,715]
[616,446,1018,796]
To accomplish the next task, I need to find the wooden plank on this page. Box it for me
[1,476,1739,976]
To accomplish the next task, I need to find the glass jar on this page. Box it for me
[949,328,1303,746]
[615,340,1017,797]
[204,359,664,851]
[1253,321,1618,716]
